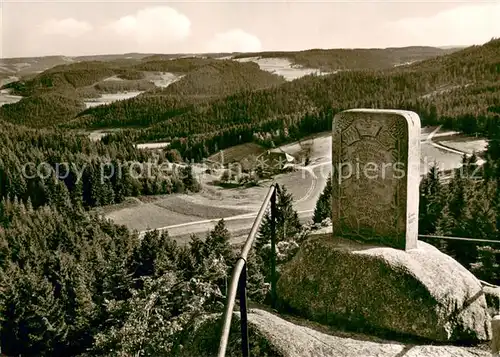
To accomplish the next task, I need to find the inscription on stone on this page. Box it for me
[331,109,421,250]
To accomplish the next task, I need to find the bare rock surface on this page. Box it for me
[277,234,491,343]
[176,309,490,357]
[483,285,500,316]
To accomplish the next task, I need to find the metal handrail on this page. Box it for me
[217,183,280,357]
[419,234,500,244]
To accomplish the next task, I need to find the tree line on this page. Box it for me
[0,123,200,211]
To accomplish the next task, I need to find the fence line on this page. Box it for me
[419,234,500,244]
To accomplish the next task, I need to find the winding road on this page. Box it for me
[138,162,330,243]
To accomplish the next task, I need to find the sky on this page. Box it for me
[0,0,499,58]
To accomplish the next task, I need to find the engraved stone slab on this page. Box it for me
[331,109,421,250]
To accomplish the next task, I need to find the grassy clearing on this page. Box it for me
[94,197,142,215]
[105,203,199,232]
[154,195,251,219]
[207,142,266,164]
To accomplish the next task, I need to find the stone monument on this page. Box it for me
[331,109,421,250]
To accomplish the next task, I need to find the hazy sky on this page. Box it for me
[1,0,499,58]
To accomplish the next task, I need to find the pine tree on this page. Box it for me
[472,245,500,284]
[419,164,443,234]
[448,172,466,225]
[70,179,84,209]
[204,219,233,264]
[257,185,301,250]
[1,264,69,356]
[313,173,332,224]
[181,164,200,192]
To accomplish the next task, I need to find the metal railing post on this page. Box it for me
[238,262,249,357]
[217,184,277,357]
[270,186,278,309]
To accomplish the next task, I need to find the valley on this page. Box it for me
[104,125,487,243]
[1,37,499,357]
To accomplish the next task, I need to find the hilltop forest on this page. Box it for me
[0,40,499,356]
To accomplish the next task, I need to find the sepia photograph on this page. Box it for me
[0,0,499,356]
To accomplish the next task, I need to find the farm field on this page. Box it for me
[145,72,182,87]
[207,142,266,164]
[420,142,464,173]
[0,89,22,107]
[105,200,201,232]
[83,91,144,108]
[154,195,252,218]
[439,137,488,155]
[235,57,329,81]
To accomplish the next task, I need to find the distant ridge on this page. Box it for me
[438,45,469,49]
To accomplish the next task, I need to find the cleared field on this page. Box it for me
[145,72,182,88]
[275,169,315,202]
[105,203,199,232]
[421,142,464,173]
[154,195,251,218]
[208,142,266,164]
[235,57,329,81]
[0,89,23,107]
[83,91,143,108]
[95,197,142,216]
[438,138,488,155]
[272,132,332,165]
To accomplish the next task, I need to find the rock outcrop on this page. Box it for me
[277,234,491,343]
[483,285,500,316]
[175,309,490,357]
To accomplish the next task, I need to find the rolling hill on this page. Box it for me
[144,60,285,96]
[132,57,219,73]
[63,60,286,129]
[1,40,498,145]
[0,92,86,127]
[1,61,148,97]
[98,39,499,161]
[233,46,460,71]
[0,45,460,85]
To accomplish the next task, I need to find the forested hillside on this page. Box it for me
[2,40,498,158]
[1,61,144,97]
[98,39,499,161]
[132,57,218,72]
[62,60,285,129]
[151,60,286,96]
[0,93,86,127]
[233,46,459,71]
